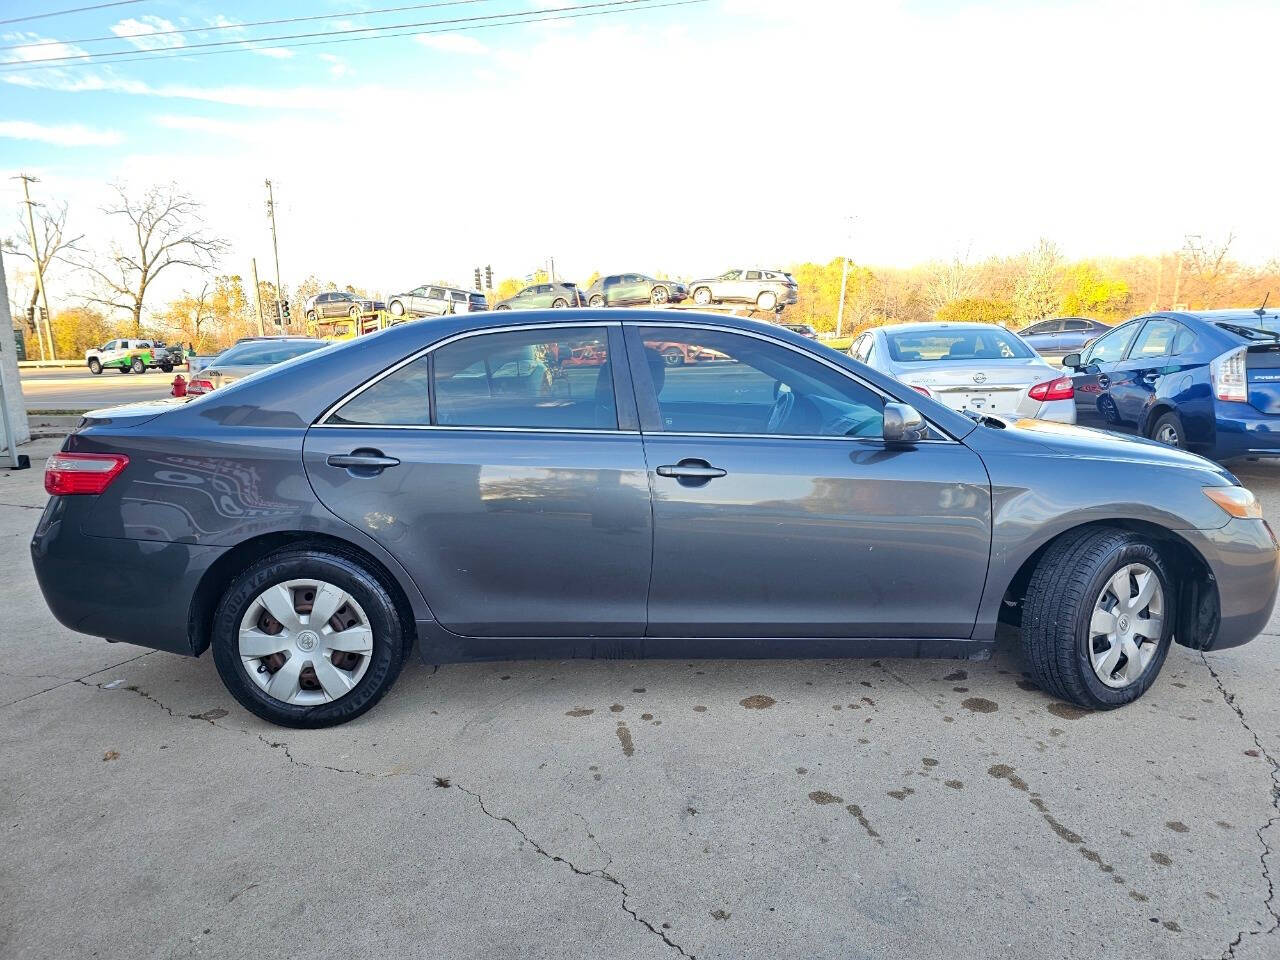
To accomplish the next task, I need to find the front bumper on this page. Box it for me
[1180,518,1280,649]
[30,497,225,656]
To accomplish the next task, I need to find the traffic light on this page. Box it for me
[485,264,493,289]
[474,267,482,290]
[281,299,291,321]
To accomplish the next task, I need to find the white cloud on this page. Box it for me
[253,48,295,60]
[110,16,184,51]
[0,120,122,146]
[1,31,90,64]
[416,33,490,55]
[320,54,352,79]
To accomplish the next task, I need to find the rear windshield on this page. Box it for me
[469,294,487,304]
[214,340,326,366]
[1215,316,1280,340]
[885,328,1034,362]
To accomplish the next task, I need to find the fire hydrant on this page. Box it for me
[171,374,187,397]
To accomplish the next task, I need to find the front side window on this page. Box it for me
[434,328,616,429]
[1084,321,1138,364]
[721,270,741,280]
[637,327,884,438]
[1129,319,1178,359]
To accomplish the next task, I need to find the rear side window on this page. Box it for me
[1063,319,1091,332]
[429,287,446,299]
[331,355,432,426]
[433,328,616,430]
[1130,319,1178,359]
[1171,324,1197,355]
[745,270,762,280]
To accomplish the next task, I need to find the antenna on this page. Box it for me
[1256,292,1271,318]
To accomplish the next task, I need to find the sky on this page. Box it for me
[1,0,1278,313]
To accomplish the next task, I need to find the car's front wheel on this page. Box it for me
[389,300,405,317]
[651,286,669,305]
[693,286,712,305]
[552,297,568,308]
[589,295,605,307]
[88,359,102,375]
[1022,528,1173,710]
[211,548,408,728]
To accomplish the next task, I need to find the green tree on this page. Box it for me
[1058,262,1130,319]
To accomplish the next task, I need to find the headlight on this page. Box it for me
[1204,486,1263,519]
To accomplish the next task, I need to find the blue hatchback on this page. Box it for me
[1063,308,1280,462]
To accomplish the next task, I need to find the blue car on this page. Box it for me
[1063,308,1280,462]
[1017,316,1110,357]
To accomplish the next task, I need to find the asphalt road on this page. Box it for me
[17,366,176,411]
[2,436,1279,960]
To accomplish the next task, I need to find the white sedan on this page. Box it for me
[847,322,1076,423]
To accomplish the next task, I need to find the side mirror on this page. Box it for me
[1062,352,1082,370]
[883,402,927,443]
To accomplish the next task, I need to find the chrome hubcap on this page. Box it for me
[239,579,373,705]
[1156,424,1179,446]
[1088,563,1163,689]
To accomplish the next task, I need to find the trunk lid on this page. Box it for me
[77,397,190,431]
[1245,342,1280,414]
[894,357,1056,415]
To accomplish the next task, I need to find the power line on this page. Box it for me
[0,0,706,73]
[3,0,651,67]
[0,0,496,51]
[0,1,144,27]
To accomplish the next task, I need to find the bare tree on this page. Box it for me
[925,250,978,314]
[1182,231,1237,307]
[1012,237,1062,325]
[80,183,229,336]
[1,201,83,343]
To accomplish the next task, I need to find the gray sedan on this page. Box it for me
[31,311,1277,727]
[849,322,1077,423]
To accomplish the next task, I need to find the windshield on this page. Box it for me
[885,328,1034,362]
[214,340,326,366]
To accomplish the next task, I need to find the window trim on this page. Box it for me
[315,321,631,432]
[622,322,955,444]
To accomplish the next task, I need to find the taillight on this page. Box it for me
[1029,376,1075,402]
[908,384,932,398]
[1211,346,1247,402]
[44,452,129,496]
[187,378,214,395]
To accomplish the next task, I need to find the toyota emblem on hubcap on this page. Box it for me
[297,630,319,651]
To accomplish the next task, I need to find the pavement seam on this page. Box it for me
[455,783,694,959]
[0,650,157,710]
[0,501,43,510]
[1200,652,1280,959]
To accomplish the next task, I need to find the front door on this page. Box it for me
[1108,317,1178,432]
[304,323,651,639]
[625,324,991,640]
[1070,320,1140,431]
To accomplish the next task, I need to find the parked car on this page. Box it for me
[848,323,1076,423]
[1061,308,1280,462]
[387,285,488,318]
[1018,317,1110,357]
[686,268,798,312]
[778,322,818,340]
[85,338,174,375]
[493,281,584,310]
[304,291,385,323]
[185,337,328,396]
[32,310,1277,727]
[583,274,687,307]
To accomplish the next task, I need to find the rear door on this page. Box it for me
[1060,319,1095,352]
[626,323,991,641]
[304,322,651,639]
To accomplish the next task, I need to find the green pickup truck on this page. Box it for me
[85,338,179,375]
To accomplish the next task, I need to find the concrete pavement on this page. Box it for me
[2,435,1279,959]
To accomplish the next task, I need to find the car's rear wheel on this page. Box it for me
[651,286,669,305]
[389,300,405,317]
[160,362,173,374]
[1021,528,1173,709]
[757,290,778,311]
[131,357,146,374]
[589,295,605,307]
[117,364,130,374]
[495,304,510,311]
[661,346,685,366]
[88,359,102,375]
[552,298,568,308]
[1150,412,1186,449]
[306,311,317,324]
[349,306,361,320]
[211,548,408,728]
[693,286,712,306]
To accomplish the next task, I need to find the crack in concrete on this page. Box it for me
[0,651,157,709]
[0,501,43,510]
[455,783,693,958]
[1201,653,1280,959]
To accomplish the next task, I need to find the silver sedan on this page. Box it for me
[848,322,1076,423]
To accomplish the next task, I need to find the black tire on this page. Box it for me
[552,298,568,308]
[1149,411,1186,449]
[131,357,146,374]
[211,548,409,728]
[88,359,102,375]
[651,286,669,305]
[1021,528,1174,710]
[589,295,605,308]
[160,362,173,374]
[495,304,510,311]
[117,364,130,374]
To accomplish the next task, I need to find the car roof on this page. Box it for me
[874,322,1013,335]
[1179,308,1280,321]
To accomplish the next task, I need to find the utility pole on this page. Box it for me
[249,257,266,336]
[835,215,856,338]
[548,256,556,283]
[12,174,56,361]
[264,179,284,330]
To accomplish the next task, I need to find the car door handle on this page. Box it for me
[656,459,727,480]
[1142,372,1160,384]
[327,452,401,471]
[1097,375,1111,388]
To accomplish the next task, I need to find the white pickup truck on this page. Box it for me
[85,339,177,375]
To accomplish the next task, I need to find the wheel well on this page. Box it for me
[187,532,418,657]
[1142,402,1178,437]
[998,519,1219,649]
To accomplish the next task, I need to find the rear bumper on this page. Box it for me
[1214,405,1280,460]
[30,497,224,656]
[1181,518,1279,650]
